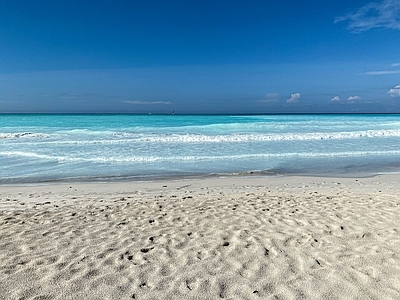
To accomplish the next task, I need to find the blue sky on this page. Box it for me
[0,0,399,113]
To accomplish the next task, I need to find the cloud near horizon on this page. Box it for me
[286,93,301,103]
[348,96,361,101]
[124,100,172,105]
[364,70,400,75]
[259,93,280,103]
[387,85,400,97]
[331,96,340,102]
[335,0,400,32]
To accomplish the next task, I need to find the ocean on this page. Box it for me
[1,114,400,184]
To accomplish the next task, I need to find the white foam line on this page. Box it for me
[0,151,68,162]
[0,132,51,139]
[2,129,400,145]
[2,150,400,164]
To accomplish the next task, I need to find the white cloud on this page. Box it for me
[331,96,340,102]
[286,93,301,103]
[124,100,172,105]
[388,85,400,97]
[335,0,400,32]
[364,70,400,75]
[364,62,400,75]
[348,96,361,101]
[259,93,279,103]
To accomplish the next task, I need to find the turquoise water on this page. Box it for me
[1,114,400,183]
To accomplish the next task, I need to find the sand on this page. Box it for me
[1,174,400,299]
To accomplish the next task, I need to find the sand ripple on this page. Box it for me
[1,176,400,299]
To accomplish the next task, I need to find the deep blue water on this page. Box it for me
[1,114,400,183]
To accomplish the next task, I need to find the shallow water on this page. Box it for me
[1,114,399,183]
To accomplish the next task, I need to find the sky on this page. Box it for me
[0,0,400,114]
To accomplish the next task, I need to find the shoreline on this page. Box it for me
[2,167,400,187]
[1,174,400,299]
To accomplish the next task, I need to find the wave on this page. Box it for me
[34,129,400,144]
[2,150,400,164]
[0,132,51,139]
[129,129,400,143]
[2,129,399,145]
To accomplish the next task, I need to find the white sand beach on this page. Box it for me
[1,175,400,299]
